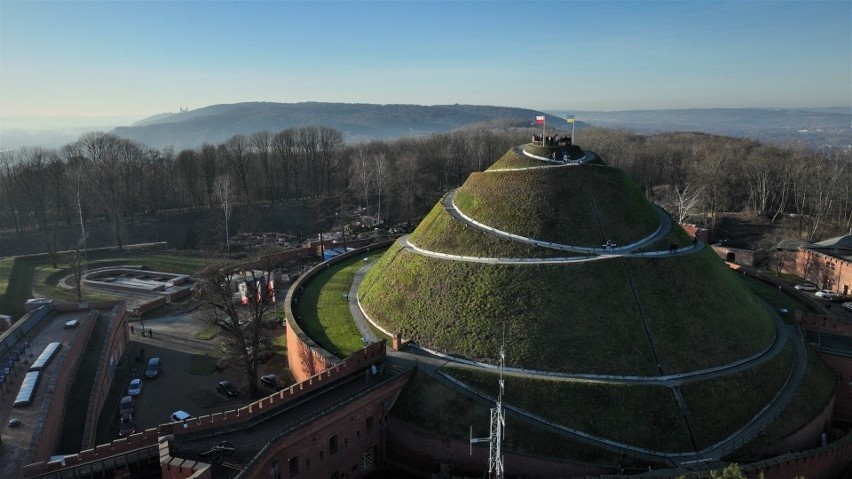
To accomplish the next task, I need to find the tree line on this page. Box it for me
[0,125,849,263]
[579,127,851,243]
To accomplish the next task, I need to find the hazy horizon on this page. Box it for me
[2,0,849,133]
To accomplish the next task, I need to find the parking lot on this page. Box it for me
[95,337,289,444]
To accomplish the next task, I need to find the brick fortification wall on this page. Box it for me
[82,303,129,448]
[284,240,394,382]
[22,429,161,478]
[820,354,852,420]
[742,432,852,479]
[161,341,386,438]
[28,309,98,464]
[386,416,608,478]
[247,375,406,479]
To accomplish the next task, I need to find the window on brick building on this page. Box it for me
[329,434,339,454]
[288,456,299,476]
[330,472,339,479]
[366,416,373,434]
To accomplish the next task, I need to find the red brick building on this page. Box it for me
[793,233,852,295]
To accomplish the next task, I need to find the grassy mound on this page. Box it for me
[731,347,837,458]
[361,243,775,375]
[391,370,643,465]
[361,243,658,374]
[487,148,544,170]
[628,248,776,374]
[454,166,658,247]
[408,203,586,258]
[445,366,690,451]
[681,344,794,449]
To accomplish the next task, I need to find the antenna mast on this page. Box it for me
[470,335,506,479]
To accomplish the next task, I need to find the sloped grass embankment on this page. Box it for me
[360,243,660,375]
[486,148,544,170]
[681,343,794,449]
[444,366,691,452]
[628,248,777,373]
[296,249,388,358]
[408,203,585,259]
[454,166,658,248]
[390,370,646,466]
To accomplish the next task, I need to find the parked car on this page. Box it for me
[816,290,842,301]
[145,357,160,378]
[216,380,240,397]
[127,378,143,396]
[843,302,852,313]
[118,413,135,437]
[794,283,818,292]
[170,410,192,422]
[119,395,134,416]
[260,374,285,391]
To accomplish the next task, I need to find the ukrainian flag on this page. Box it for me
[566,115,575,124]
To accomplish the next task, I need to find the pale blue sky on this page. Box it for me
[1,0,850,127]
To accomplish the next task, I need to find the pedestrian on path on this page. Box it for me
[130,325,135,334]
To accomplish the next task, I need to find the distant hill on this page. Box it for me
[112,102,571,149]
[548,107,852,150]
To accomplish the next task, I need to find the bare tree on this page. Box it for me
[221,134,252,201]
[213,175,236,251]
[373,152,390,222]
[250,131,274,201]
[196,247,282,398]
[350,148,374,216]
[657,183,705,224]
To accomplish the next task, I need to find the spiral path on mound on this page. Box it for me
[350,146,809,463]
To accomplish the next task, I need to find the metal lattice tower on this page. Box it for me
[470,342,506,479]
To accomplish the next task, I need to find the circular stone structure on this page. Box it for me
[81,267,194,314]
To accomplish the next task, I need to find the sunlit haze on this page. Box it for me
[1,0,850,131]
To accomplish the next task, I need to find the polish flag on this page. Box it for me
[535,115,545,124]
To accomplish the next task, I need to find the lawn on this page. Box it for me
[444,366,691,452]
[296,249,387,358]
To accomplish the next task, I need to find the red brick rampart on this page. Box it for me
[28,309,99,464]
[160,341,386,438]
[22,429,161,478]
[83,303,129,448]
[284,240,394,382]
[796,311,852,336]
[741,432,852,479]
[819,354,852,420]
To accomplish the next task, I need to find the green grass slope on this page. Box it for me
[628,248,776,374]
[487,148,543,170]
[454,166,658,247]
[361,243,775,374]
[446,366,691,451]
[408,203,584,258]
